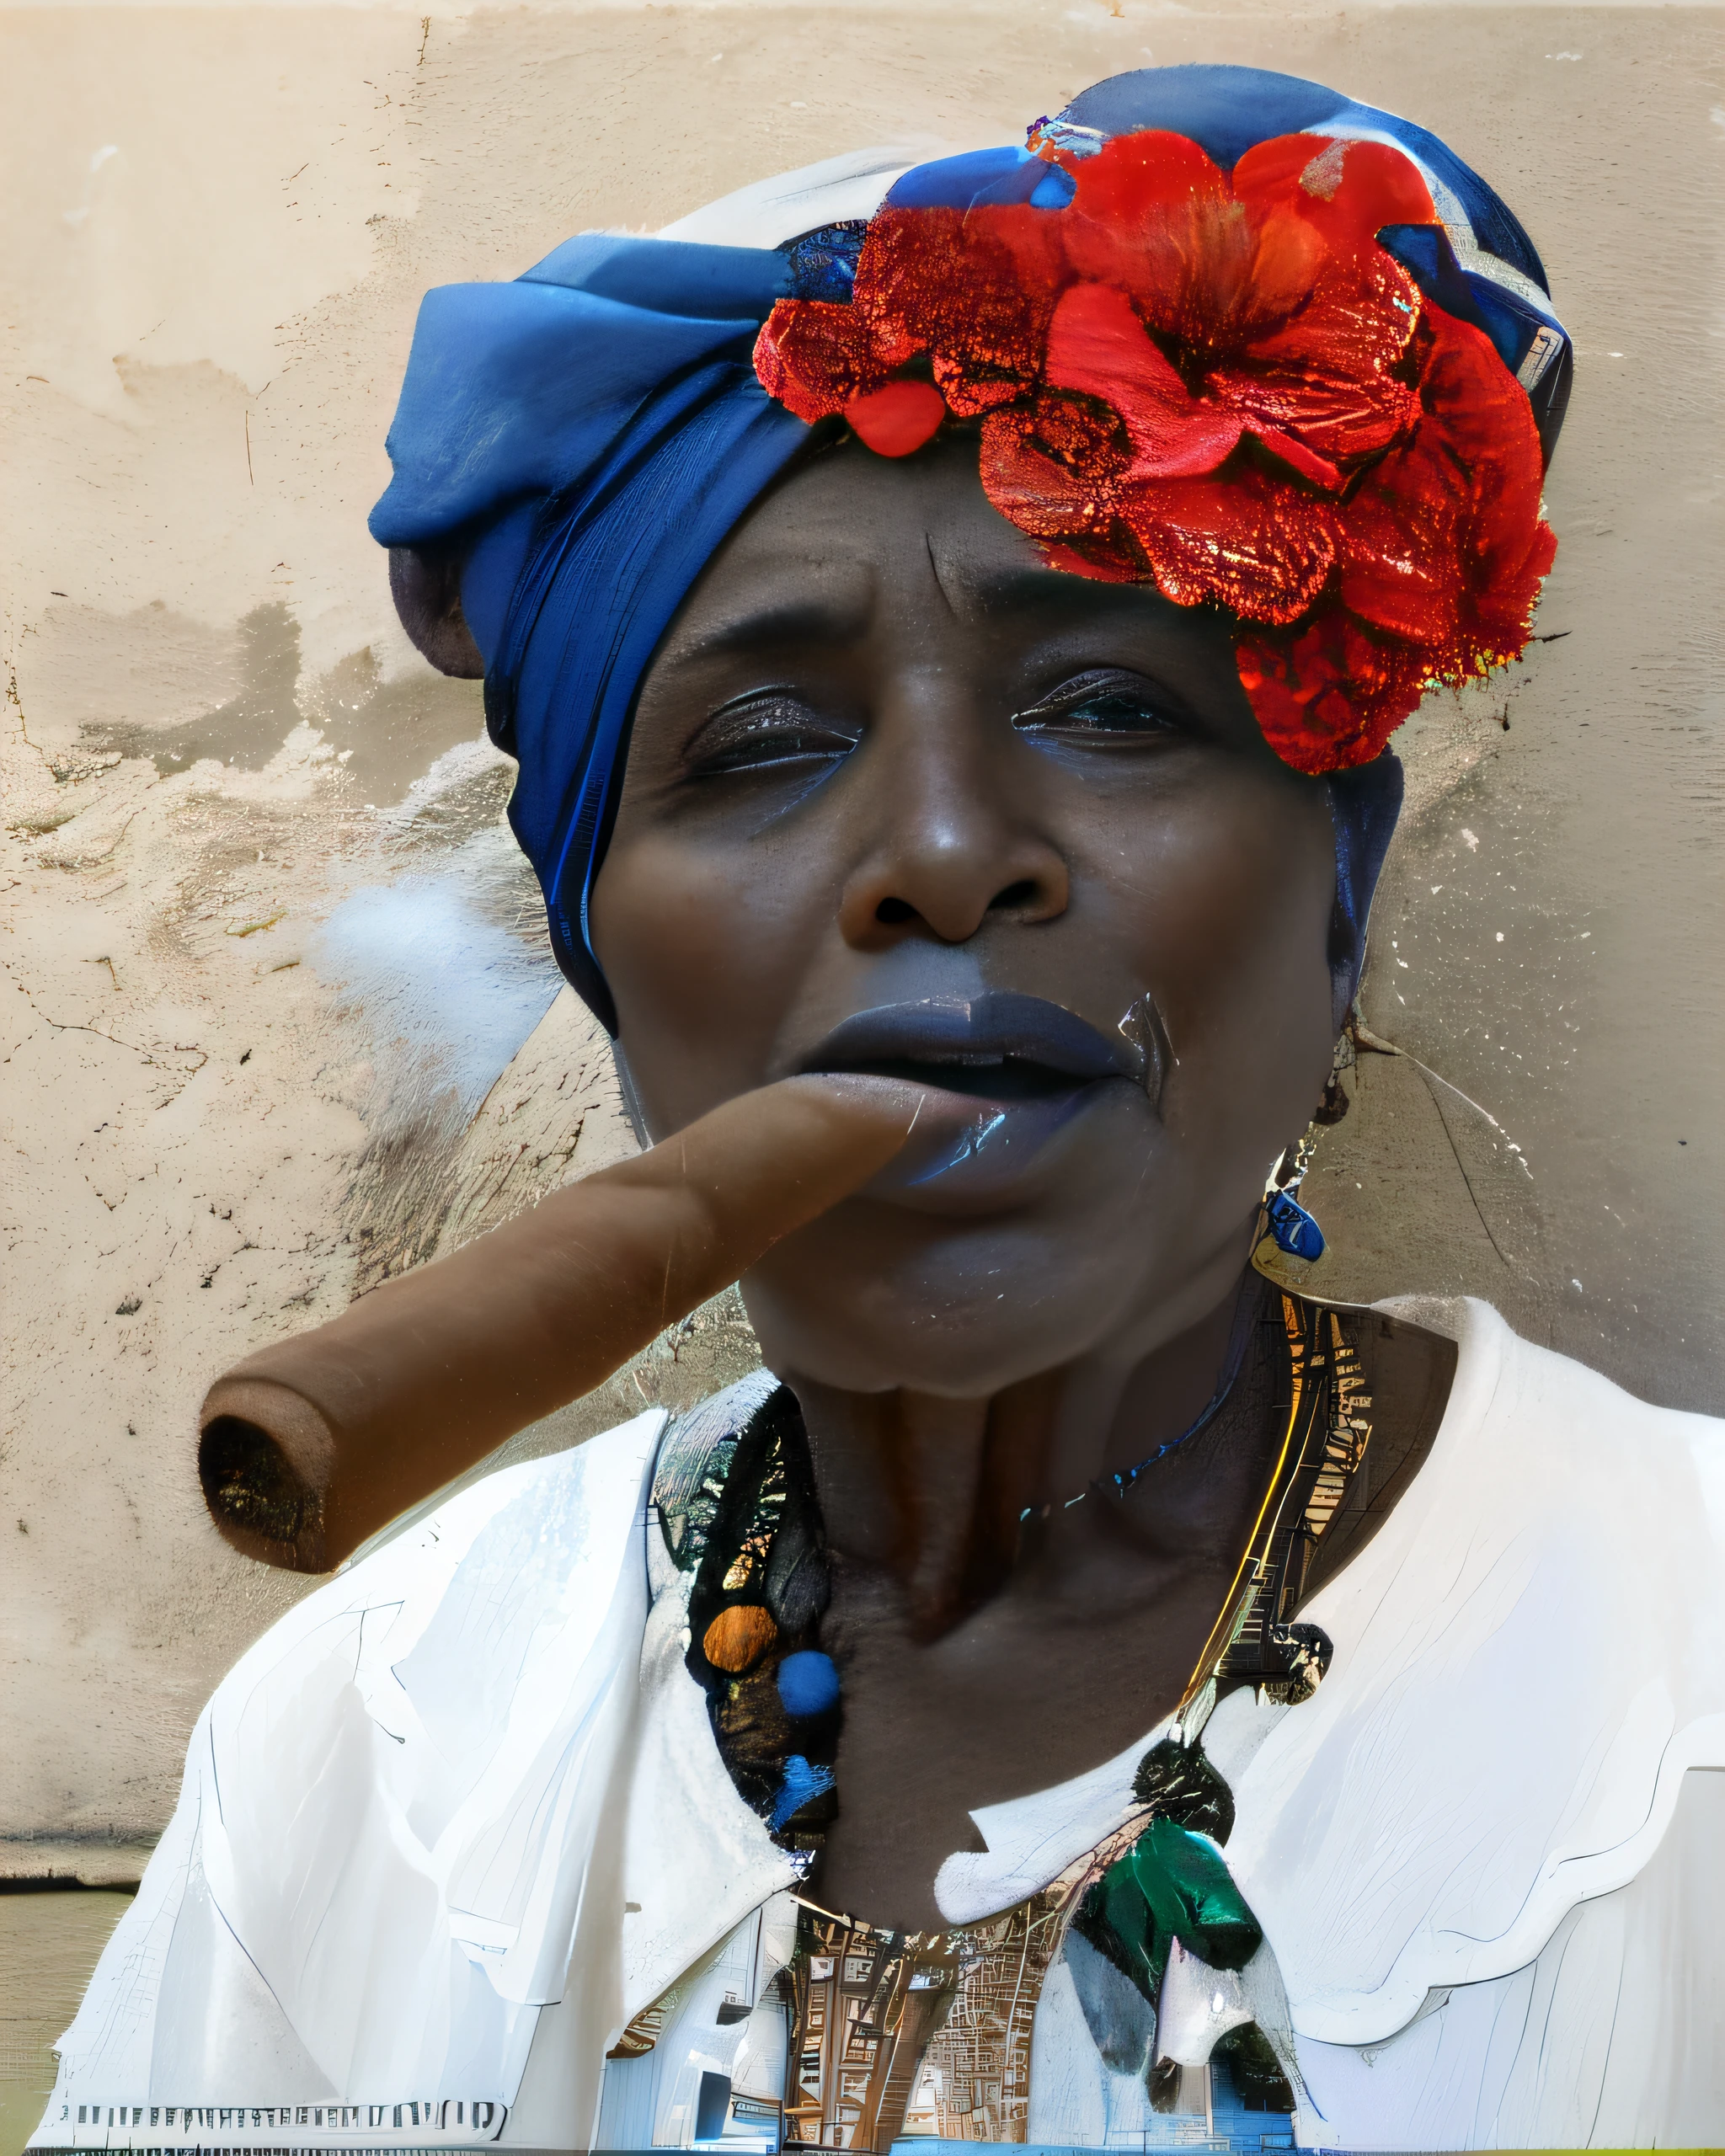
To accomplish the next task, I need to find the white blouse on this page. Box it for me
[32,1298,1725,2152]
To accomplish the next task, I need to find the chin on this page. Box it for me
[743,1276,1096,1397]
[740,1187,1232,1396]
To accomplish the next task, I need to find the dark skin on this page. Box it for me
[577,433,1448,1930]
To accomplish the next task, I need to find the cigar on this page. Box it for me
[198,1075,926,1573]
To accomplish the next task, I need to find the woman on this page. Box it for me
[35,63,1725,2156]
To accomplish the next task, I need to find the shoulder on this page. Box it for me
[218,1370,784,1705]
[206,1403,674,1721]
[1340,1292,1725,1618]
[1376,1291,1725,1478]
[1229,1294,1725,2045]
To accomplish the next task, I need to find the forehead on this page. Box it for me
[653,430,1226,664]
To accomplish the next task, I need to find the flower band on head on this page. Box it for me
[755,125,1561,776]
[370,66,1569,1024]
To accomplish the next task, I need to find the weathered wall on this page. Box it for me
[2,0,1721,1863]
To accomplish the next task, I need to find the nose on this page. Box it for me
[836,684,1071,951]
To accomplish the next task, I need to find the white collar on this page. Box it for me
[910,1300,1725,2049]
[632,1303,1725,2049]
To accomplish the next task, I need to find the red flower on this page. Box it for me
[1048,131,1425,488]
[1236,613,1429,773]
[753,128,1557,775]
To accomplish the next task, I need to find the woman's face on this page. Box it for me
[590,435,1339,1394]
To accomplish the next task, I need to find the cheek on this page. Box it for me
[588,824,836,1127]
[1092,775,1336,1154]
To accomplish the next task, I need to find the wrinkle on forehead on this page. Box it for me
[670,459,1188,647]
[692,432,1048,616]
[665,570,879,668]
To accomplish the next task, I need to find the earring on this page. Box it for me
[1263,1132,1326,1261]
[1256,1037,1352,1267]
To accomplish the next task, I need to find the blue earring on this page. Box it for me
[1266,1184,1325,1262]
[1261,1113,1327,1261]
[1261,1035,1355,1263]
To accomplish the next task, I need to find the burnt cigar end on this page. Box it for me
[190,1078,928,1573]
[199,1414,329,1573]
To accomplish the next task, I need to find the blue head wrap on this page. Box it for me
[371,66,1568,1034]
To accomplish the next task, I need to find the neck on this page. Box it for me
[784,1258,1279,1638]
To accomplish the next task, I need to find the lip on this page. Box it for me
[798,992,1143,1097]
[796,994,1145,1204]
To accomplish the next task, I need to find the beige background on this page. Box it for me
[2,0,1721,1875]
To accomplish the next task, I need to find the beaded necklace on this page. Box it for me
[666,1284,1373,1861]
[648,1287,1375,2136]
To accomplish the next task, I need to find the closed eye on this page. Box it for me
[684,691,862,777]
[1011,669,1191,741]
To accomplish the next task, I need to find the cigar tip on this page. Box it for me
[199,1414,330,1572]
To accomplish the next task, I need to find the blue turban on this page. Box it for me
[371,66,1569,1034]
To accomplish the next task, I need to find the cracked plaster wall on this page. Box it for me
[1,0,1720,1862]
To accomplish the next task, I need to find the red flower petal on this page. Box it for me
[1208,277,1420,473]
[1037,538,1147,583]
[1204,199,1329,340]
[852,209,965,369]
[860,207,1060,414]
[1418,311,1551,638]
[1014,387,1131,478]
[1044,282,1242,479]
[1336,430,1466,647]
[1120,464,1338,626]
[979,410,1122,538]
[756,301,889,423]
[931,354,1023,414]
[1236,610,1427,774]
[1059,131,1239,329]
[1232,135,1439,257]
[845,379,947,457]
[1339,307,1551,667]
[1242,425,1343,490]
